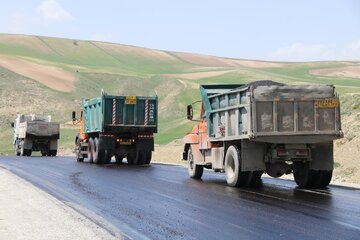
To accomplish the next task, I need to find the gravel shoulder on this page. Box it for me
[0,168,121,240]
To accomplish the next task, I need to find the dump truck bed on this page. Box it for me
[201,81,342,143]
[17,121,60,139]
[82,94,158,134]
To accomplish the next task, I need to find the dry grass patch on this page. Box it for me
[0,56,76,92]
[310,66,360,79]
[172,52,287,68]
[93,42,178,61]
[166,70,232,80]
[0,34,55,54]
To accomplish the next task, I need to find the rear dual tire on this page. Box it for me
[293,162,332,188]
[87,138,94,163]
[127,150,152,165]
[20,146,32,157]
[93,138,105,164]
[224,145,262,187]
[42,150,57,157]
[49,150,57,157]
[75,136,84,162]
[86,137,112,164]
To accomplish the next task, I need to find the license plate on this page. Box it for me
[125,96,136,105]
[315,99,339,108]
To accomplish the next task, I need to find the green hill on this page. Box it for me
[0,33,360,176]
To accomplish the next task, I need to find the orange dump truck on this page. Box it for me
[182,81,343,188]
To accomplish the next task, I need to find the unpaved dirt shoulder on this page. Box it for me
[0,167,121,240]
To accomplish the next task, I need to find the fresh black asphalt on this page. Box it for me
[1,156,359,240]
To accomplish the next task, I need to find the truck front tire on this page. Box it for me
[187,148,203,179]
[76,136,84,162]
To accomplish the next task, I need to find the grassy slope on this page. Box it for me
[0,34,359,156]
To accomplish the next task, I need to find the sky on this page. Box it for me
[0,0,359,62]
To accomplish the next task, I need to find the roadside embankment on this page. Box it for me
[0,167,121,240]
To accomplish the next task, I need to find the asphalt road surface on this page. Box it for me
[1,156,360,240]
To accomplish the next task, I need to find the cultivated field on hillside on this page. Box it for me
[0,34,359,183]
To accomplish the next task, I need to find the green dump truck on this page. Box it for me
[73,92,158,165]
[182,81,343,188]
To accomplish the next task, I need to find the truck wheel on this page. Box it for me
[41,151,47,156]
[88,138,94,163]
[144,151,152,165]
[247,171,263,187]
[50,150,57,157]
[20,145,26,156]
[93,138,105,164]
[26,150,32,157]
[76,137,84,162]
[127,152,135,165]
[315,170,333,188]
[115,154,124,164]
[187,148,203,179]
[136,151,145,165]
[293,162,317,188]
[104,150,113,164]
[224,145,249,187]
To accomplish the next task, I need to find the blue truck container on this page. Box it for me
[74,93,158,165]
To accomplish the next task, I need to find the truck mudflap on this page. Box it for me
[136,138,154,152]
[98,134,116,150]
[241,140,266,171]
[309,142,334,171]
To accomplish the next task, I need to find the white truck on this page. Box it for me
[12,114,60,156]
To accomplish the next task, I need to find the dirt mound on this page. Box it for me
[0,56,76,92]
[310,66,360,79]
[333,113,360,184]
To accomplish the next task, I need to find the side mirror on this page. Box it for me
[72,111,76,121]
[10,122,14,128]
[187,105,193,120]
